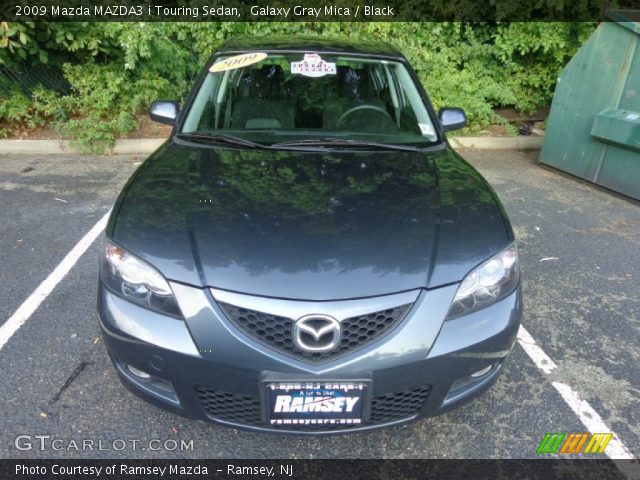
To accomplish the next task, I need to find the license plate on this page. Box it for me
[266,382,367,427]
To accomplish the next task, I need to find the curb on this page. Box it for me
[449,136,544,150]
[0,138,166,155]
[0,136,543,155]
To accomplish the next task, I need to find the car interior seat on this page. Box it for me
[231,65,295,129]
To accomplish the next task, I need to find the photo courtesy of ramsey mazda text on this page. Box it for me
[98,36,522,433]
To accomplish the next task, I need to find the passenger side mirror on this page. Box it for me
[149,100,180,125]
[438,107,467,132]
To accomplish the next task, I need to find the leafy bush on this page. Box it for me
[0,88,48,137]
[54,62,172,152]
[0,22,596,152]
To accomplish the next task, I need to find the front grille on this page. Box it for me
[370,386,432,423]
[218,302,412,363]
[196,385,431,430]
[195,387,262,425]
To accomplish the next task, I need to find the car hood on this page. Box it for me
[109,141,512,300]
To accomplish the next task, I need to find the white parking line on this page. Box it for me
[517,326,635,462]
[516,325,557,374]
[0,210,111,350]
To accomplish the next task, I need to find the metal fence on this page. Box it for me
[0,59,70,97]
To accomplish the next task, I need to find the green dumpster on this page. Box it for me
[539,11,640,201]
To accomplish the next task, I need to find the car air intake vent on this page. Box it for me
[217,302,413,363]
[195,387,262,425]
[369,385,432,423]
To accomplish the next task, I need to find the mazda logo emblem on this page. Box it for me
[292,315,341,352]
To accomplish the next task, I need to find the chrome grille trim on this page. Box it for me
[210,288,419,321]
[211,288,419,363]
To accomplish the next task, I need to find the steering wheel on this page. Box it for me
[337,104,392,127]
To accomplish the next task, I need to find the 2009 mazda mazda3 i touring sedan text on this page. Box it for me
[98,36,522,433]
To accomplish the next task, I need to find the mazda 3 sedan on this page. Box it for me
[98,36,522,433]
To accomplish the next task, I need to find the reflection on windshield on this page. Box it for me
[181,52,439,146]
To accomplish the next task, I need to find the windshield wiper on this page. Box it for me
[271,138,423,152]
[176,132,268,149]
[177,133,425,152]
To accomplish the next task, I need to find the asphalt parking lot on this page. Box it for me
[0,148,638,460]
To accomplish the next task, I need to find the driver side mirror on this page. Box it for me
[149,100,180,125]
[438,107,467,132]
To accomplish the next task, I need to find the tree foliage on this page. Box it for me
[0,22,595,150]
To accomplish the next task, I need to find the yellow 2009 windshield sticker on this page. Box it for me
[209,52,268,73]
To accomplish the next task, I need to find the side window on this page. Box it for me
[371,64,392,112]
[217,70,235,129]
[183,73,222,132]
[390,65,407,109]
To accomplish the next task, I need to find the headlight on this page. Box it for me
[101,241,182,318]
[446,244,519,319]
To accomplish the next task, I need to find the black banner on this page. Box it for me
[1,459,639,480]
[1,0,640,22]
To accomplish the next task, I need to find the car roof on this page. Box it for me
[215,36,404,59]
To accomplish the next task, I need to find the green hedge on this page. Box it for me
[0,22,595,151]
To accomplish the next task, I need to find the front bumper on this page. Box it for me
[98,281,522,434]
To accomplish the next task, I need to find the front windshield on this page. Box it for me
[181,52,439,146]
